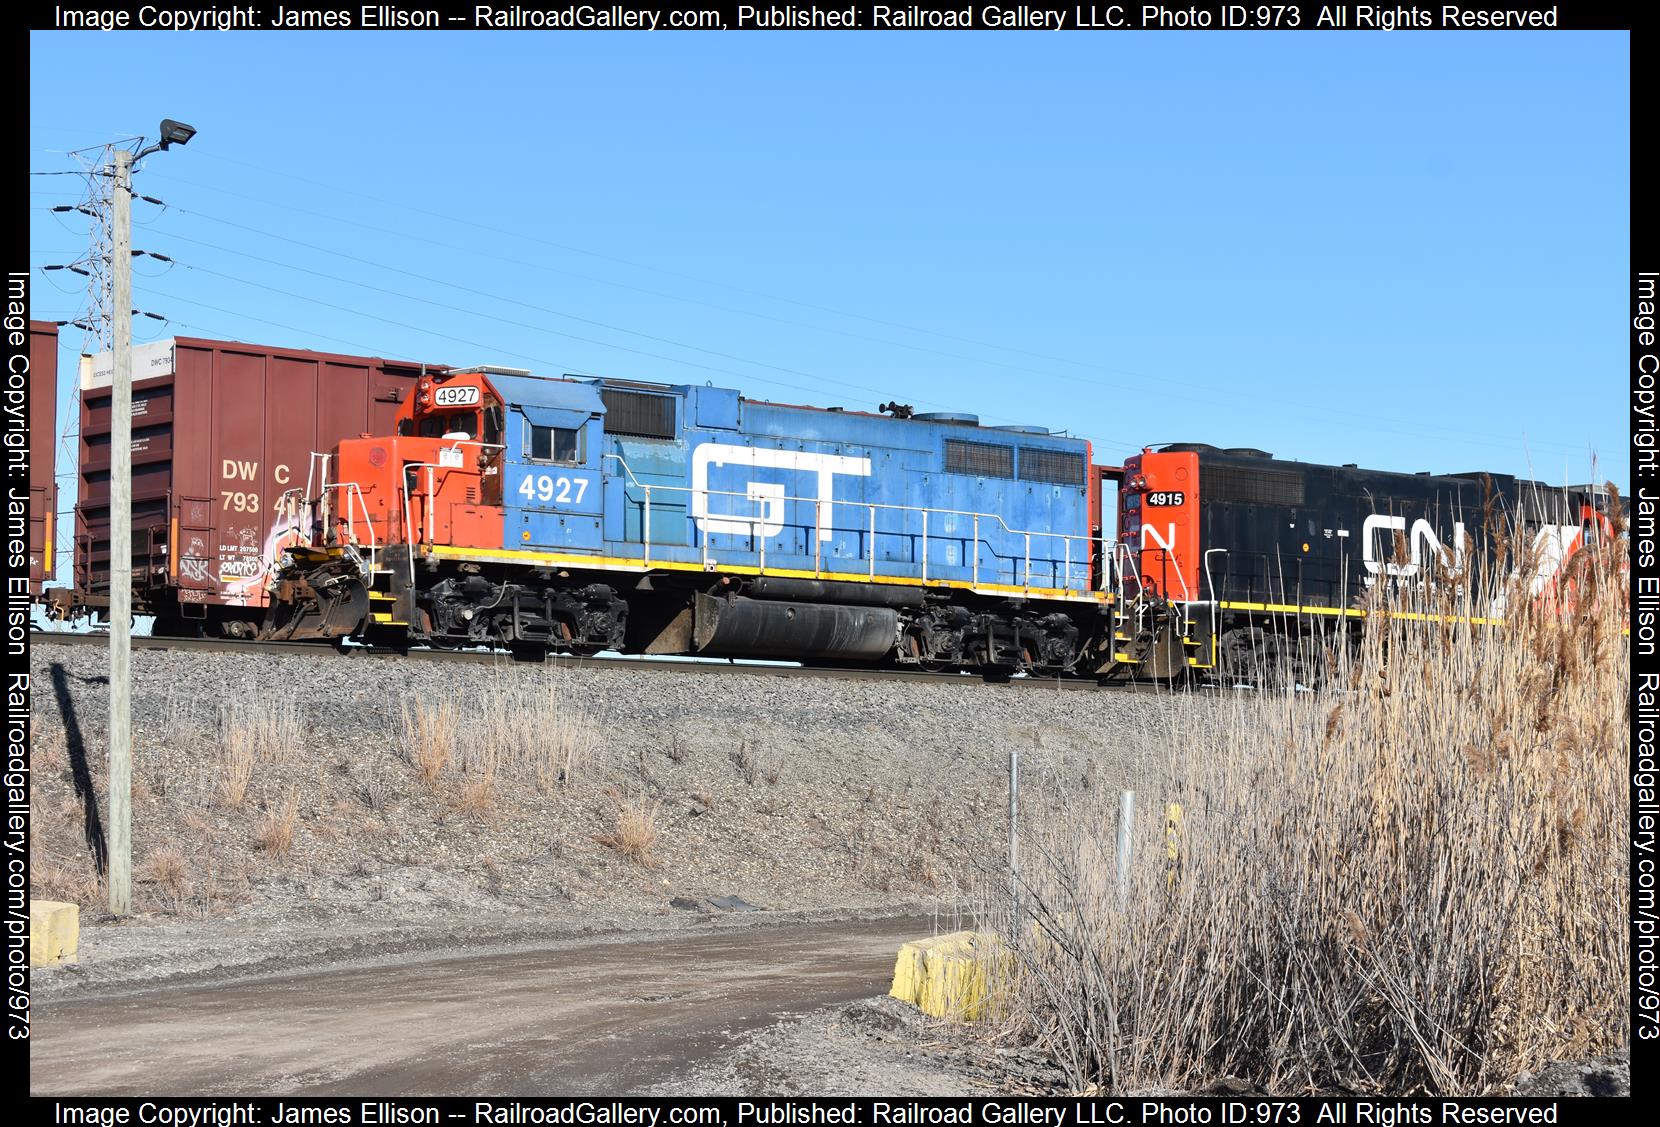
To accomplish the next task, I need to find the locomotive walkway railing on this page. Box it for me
[604,453,1116,595]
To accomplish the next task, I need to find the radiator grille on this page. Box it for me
[1201,465,1305,507]
[1020,447,1085,485]
[944,439,1014,479]
[600,389,676,439]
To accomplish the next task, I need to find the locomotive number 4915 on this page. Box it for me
[1146,491,1185,507]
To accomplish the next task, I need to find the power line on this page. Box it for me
[155,212,939,409]
[141,170,1166,394]
[145,283,576,372]
[138,170,1592,457]
[42,144,1598,463]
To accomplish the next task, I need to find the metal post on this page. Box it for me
[1008,743,1020,922]
[108,148,133,917]
[1116,789,1135,908]
[643,486,651,566]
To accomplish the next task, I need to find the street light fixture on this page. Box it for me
[135,119,196,161]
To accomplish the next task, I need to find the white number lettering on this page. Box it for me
[517,474,591,507]
[433,384,480,407]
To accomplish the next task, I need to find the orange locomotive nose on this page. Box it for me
[1121,449,1200,604]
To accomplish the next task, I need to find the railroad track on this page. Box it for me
[28,629,1182,694]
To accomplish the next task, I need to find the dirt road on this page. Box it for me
[30,916,930,1096]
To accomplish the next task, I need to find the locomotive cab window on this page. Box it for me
[527,421,583,465]
[419,412,476,439]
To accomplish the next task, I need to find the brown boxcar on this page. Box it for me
[70,336,442,635]
[28,321,59,597]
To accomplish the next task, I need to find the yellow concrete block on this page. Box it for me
[890,931,1009,1021]
[888,931,959,1004]
[30,900,79,966]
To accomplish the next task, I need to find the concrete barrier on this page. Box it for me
[30,900,79,966]
[889,930,1007,1021]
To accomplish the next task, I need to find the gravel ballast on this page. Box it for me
[28,640,1179,997]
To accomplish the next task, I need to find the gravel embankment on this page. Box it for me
[29,640,1179,996]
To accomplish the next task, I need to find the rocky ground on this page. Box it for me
[28,639,1173,1000]
[28,639,1628,1097]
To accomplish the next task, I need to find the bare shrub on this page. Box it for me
[729,741,758,785]
[664,736,688,765]
[254,794,300,858]
[986,505,1630,1094]
[356,777,390,812]
[595,794,662,868]
[401,699,458,784]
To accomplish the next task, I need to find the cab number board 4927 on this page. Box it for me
[434,384,480,407]
[1146,491,1185,507]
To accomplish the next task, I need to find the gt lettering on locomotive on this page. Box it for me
[690,442,872,542]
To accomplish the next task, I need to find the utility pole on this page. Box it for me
[103,119,195,917]
[108,147,133,917]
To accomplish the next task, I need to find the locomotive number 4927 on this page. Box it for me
[1146,491,1185,507]
[518,473,589,505]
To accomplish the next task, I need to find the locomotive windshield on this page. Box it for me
[418,411,477,438]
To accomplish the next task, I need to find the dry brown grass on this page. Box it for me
[221,694,302,764]
[139,844,190,896]
[254,793,300,858]
[455,765,498,819]
[216,719,255,810]
[987,507,1629,1095]
[32,728,68,775]
[32,858,103,908]
[470,673,604,791]
[401,699,458,784]
[595,793,663,868]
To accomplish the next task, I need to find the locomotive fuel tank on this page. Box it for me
[691,593,898,662]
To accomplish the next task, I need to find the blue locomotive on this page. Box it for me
[268,366,1113,673]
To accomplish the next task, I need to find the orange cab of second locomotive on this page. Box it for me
[325,372,505,554]
[1119,448,1200,603]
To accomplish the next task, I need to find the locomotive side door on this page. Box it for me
[503,404,604,552]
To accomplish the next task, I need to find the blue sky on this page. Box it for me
[30,31,1629,490]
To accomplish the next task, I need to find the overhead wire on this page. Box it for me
[35,143,1603,463]
[140,168,1591,457]
[152,220,955,412]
